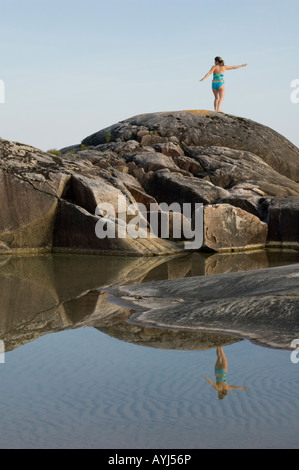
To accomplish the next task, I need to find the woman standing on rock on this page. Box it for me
[200,57,247,113]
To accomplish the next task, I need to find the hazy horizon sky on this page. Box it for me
[0,0,298,151]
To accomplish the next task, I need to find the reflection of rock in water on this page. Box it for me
[0,253,176,351]
[205,250,269,275]
[96,320,240,350]
[0,250,297,352]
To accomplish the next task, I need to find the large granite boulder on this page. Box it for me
[78,110,299,251]
[203,204,268,252]
[1,110,299,255]
[81,110,299,182]
[0,169,59,251]
[0,139,182,255]
[0,141,69,253]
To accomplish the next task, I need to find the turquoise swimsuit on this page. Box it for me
[215,367,227,383]
[212,72,225,90]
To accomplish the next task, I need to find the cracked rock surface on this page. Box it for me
[1,110,299,254]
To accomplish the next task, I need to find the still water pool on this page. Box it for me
[0,249,298,449]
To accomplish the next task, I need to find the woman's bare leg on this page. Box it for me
[216,347,228,371]
[217,85,225,112]
[212,88,219,111]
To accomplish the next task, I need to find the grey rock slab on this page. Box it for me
[106,263,299,350]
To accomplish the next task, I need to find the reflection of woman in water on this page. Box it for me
[204,347,249,399]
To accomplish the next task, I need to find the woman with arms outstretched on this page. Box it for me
[204,347,249,400]
[200,56,247,112]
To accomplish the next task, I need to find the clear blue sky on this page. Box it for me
[0,0,298,151]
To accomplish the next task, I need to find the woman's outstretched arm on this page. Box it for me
[200,66,215,81]
[224,64,247,70]
[228,385,250,390]
[204,376,218,389]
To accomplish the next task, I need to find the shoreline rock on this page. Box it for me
[1,110,299,255]
[106,262,299,350]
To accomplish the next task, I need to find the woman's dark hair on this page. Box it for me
[218,390,228,399]
[215,56,225,66]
